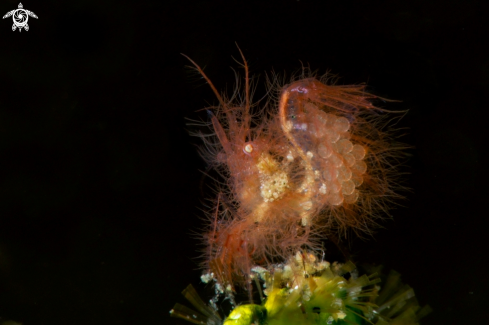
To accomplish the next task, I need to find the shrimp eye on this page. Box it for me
[243,143,254,154]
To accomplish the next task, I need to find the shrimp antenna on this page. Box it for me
[229,43,252,141]
[232,43,250,116]
[181,53,227,109]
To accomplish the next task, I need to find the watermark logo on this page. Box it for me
[3,3,38,32]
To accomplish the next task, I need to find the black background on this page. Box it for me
[0,0,487,324]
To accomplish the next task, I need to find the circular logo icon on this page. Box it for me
[2,3,38,32]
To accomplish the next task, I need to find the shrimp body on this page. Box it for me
[184,52,405,292]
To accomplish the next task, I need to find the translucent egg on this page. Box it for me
[351,144,366,160]
[325,128,340,143]
[341,179,355,195]
[351,173,363,187]
[311,123,325,138]
[328,153,343,168]
[317,110,328,125]
[328,180,342,193]
[342,153,356,167]
[325,114,336,127]
[323,168,339,183]
[337,139,353,154]
[328,192,344,206]
[353,160,367,174]
[337,165,352,182]
[318,143,333,159]
[334,117,350,133]
[344,189,359,204]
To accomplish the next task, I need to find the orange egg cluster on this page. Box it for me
[283,101,367,208]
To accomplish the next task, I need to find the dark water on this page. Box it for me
[0,0,487,324]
